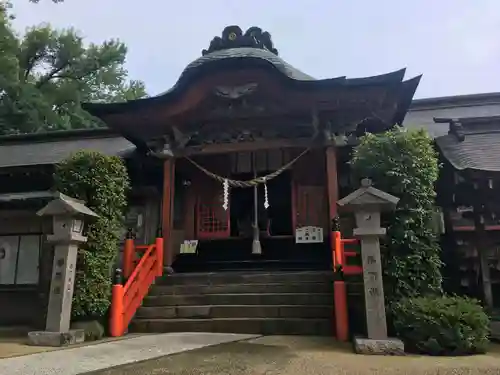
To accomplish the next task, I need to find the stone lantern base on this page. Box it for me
[28,329,85,347]
[353,336,405,355]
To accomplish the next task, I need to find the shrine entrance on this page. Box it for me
[229,170,293,239]
[170,150,332,272]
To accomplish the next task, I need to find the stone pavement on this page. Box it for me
[0,332,259,375]
[91,336,500,375]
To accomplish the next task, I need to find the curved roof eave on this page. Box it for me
[393,75,423,125]
[83,47,409,117]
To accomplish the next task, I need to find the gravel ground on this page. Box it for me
[89,336,500,375]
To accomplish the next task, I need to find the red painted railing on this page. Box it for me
[331,231,362,342]
[109,234,164,337]
[336,235,363,276]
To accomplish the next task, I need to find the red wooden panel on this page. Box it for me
[196,180,230,239]
[295,185,328,229]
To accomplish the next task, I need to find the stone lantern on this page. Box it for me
[28,193,98,347]
[337,178,404,355]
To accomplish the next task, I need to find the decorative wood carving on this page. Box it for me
[202,26,278,56]
[214,83,258,99]
[171,126,191,148]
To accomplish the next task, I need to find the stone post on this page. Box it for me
[337,178,404,355]
[28,193,98,347]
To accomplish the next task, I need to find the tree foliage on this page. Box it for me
[54,151,130,319]
[0,1,146,134]
[350,127,443,303]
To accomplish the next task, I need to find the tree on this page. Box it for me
[0,1,146,134]
[54,151,130,319]
[350,127,443,304]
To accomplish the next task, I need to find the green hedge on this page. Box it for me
[54,150,129,319]
[392,295,490,355]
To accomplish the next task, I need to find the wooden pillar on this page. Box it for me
[325,146,339,222]
[472,176,493,309]
[162,158,175,268]
[326,146,348,340]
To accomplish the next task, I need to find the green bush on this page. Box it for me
[54,150,130,319]
[350,127,443,303]
[392,295,490,355]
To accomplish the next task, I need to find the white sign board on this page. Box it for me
[180,240,199,254]
[295,226,324,244]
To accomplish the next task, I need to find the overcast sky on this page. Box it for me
[11,0,500,99]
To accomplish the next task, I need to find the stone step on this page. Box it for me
[143,293,333,307]
[172,259,330,273]
[148,282,334,296]
[136,305,333,319]
[130,318,333,336]
[156,271,334,286]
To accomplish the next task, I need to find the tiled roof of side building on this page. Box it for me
[435,116,500,172]
[0,128,135,168]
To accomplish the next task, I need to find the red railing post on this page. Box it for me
[123,228,135,279]
[155,229,164,277]
[334,231,342,268]
[334,279,349,341]
[110,283,124,337]
[332,230,349,342]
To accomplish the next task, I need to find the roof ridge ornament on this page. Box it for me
[449,120,465,142]
[202,25,279,56]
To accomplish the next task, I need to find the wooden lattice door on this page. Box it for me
[196,178,230,239]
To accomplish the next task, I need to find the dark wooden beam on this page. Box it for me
[176,137,332,157]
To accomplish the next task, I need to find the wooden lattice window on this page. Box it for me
[196,185,230,239]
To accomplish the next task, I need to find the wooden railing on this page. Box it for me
[109,232,164,337]
[333,233,362,275]
[332,231,362,342]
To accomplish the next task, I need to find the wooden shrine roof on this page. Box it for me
[0,129,135,168]
[81,26,421,150]
[83,64,419,119]
[435,116,500,172]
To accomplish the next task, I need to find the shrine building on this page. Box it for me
[83,25,421,273]
[0,25,426,334]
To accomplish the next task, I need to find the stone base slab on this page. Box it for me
[28,329,85,347]
[353,336,405,355]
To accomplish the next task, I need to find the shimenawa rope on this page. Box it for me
[185,139,314,188]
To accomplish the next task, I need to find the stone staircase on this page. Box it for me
[130,271,336,335]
